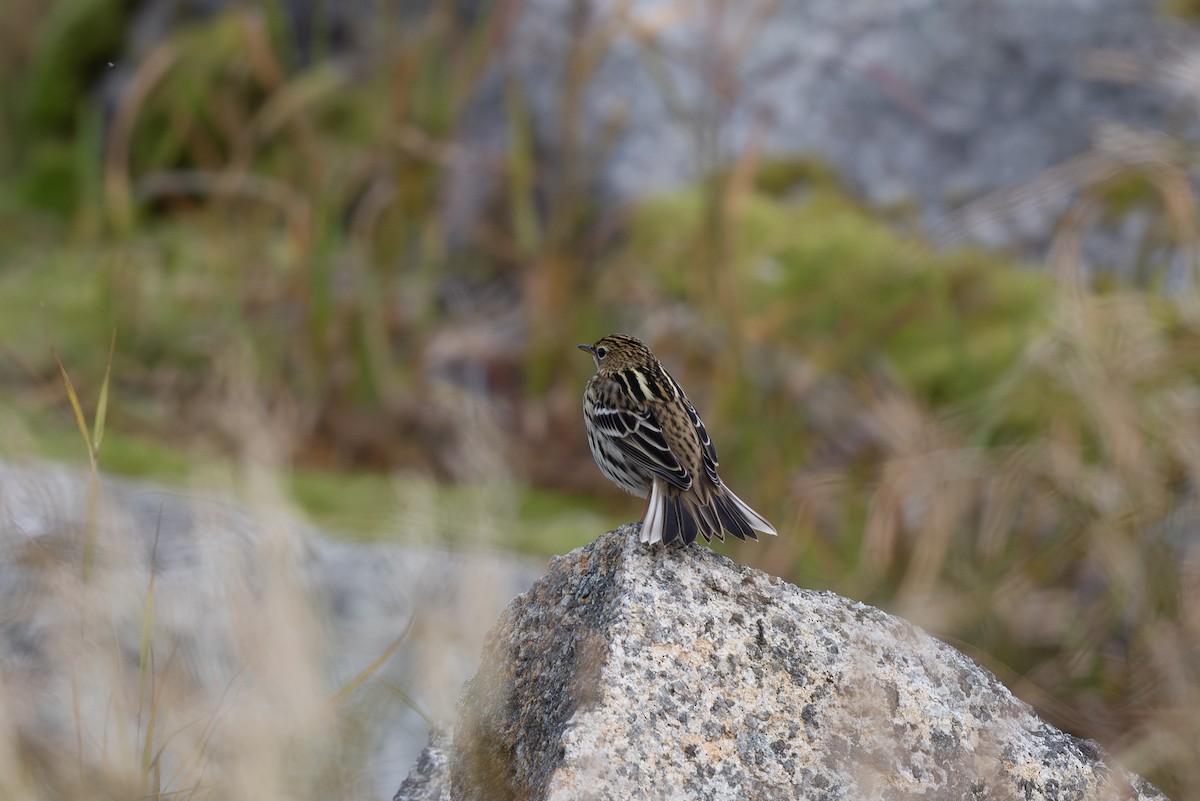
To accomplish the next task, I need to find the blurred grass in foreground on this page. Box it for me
[2,0,1200,798]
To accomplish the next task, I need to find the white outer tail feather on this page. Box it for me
[724,484,778,537]
[641,480,665,545]
[638,480,777,544]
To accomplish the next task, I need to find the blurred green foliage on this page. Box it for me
[631,179,1053,407]
[1164,0,1200,23]
[15,0,133,214]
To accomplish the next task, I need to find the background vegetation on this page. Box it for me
[3,0,1200,798]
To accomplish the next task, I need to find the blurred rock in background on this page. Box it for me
[0,458,541,798]
[449,0,1195,270]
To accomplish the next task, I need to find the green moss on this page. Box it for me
[0,406,609,552]
[628,179,1053,412]
[1161,0,1200,22]
[515,488,615,552]
[753,157,842,197]
[289,468,408,538]
[1092,171,1162,220]
[17,140,81,215]
[0,404,197,480]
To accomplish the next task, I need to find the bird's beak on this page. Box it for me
[578,344,594,355]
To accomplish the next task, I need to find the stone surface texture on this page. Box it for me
[417,525,1164,801]
[394,733,453,801]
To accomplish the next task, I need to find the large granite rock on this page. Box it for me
[396,525,1165,801]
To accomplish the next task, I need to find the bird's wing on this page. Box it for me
[590,394,692,491]
[682,395,722,487]
[660,370,722,487]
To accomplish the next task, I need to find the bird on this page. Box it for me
[579,333,777,546]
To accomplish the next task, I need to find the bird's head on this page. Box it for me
[578,333,654,374]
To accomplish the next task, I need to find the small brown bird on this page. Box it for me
[579,333,777,546]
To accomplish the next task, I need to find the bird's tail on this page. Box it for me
[639,481,777,546]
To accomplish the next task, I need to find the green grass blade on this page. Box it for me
[93,329,116,455]
[329,631,406,710]
[53,348,95,469]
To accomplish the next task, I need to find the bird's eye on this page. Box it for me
[595,346,608,359]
